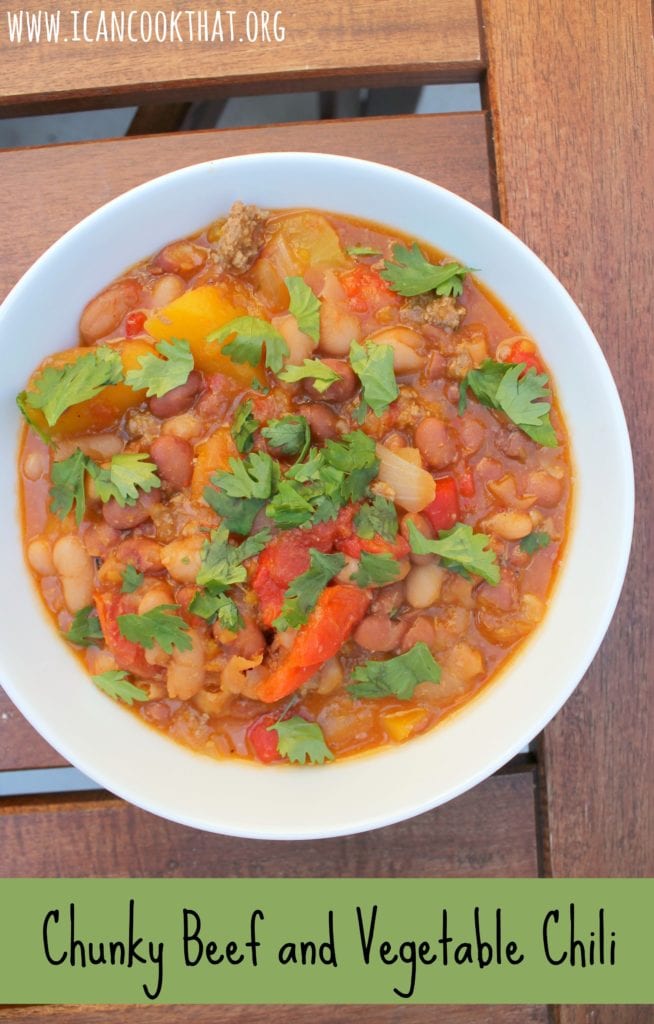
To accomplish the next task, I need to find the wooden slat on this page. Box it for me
[483,2,653,1021]
[0,772,539,876]
[0,1,481,116]
[0,1004,548,1022]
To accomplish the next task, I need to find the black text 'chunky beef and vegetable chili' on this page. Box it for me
[17,203,571,765]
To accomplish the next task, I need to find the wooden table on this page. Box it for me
[0,2,651,1022]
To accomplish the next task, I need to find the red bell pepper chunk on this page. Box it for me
[256,585,371,704]
[252,520,340,627]
[94,591,159,679]
[124,310,147,337]
[246,712,286,763]
[505,340,544,376]
[339,265,400,314]
[423,476,460,533]
[337,532,410,560]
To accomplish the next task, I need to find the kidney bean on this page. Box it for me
[79,278,141,343]
[370,581,405,616]
[301,403,339,441]
[114,536,164,574]
[149,370,202,418]
[354,613,408,653]
[150,435,194,490]
[102,489,161,529]
[218,617,266,659]
[400,615,437,653]
[303,359,358,402]
[415,417,457,470]
[154,241,208,279]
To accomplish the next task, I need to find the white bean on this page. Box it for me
[137,583,173,615]
[23,451,48,481]
[484,510,533,540]
[273,313,316,365]
[27,537,54,576]
[151,273,185,307]
[406,563,445,608]
[319,300,362,356]
[161,535,204,584]
[368,327,425,374]
[52,534,94,612]
[167,629,205,700]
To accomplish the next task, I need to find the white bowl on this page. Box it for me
[0,153,633,839]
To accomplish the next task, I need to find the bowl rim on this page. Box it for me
[0,151,635,839]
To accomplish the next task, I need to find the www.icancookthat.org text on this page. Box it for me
[3,8,287,45]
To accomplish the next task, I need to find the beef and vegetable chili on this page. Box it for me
[18,203,571,765]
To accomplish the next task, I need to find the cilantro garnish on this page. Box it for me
[273,549,345,630]
[380,244,471,298]
[22,348,123,427]
[277,359,342,394]
[49,449,89,525]
[520,531,551,554]
[286,276,321,342]
[348,643,441,700]
[267,716,334,765]
[232,399,260,454]
[265,479,317,528]
[125,338,193,398]
[323,431,379,502]
[92,670,149,706]
[117,604,192,654]
[121,565,144,594]
[16,391,53,446]
[203,486,264,535]
[210,451,279,501]
[196,526,270,591]
[189,590,244,631]
[458,359,558,447]
[349,339,398,415]
[346,245,382,257]
[262,415,310,457]
[354,495,398,543]
[407,520,500,585]
[90,453,160,507]
[62,605,103,647]
[351,551,400,588]
[208,316,289,373]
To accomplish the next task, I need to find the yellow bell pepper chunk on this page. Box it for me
[191,427,238,504]
[144,285,265,387]
[381,707,429,743]
[25,339,153,438]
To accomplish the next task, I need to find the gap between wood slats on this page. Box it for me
[0,773,539,877]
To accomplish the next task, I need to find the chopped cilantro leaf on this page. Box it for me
[117,604,192,654]
[277,359,342,394]
[24,348,123,427]
[262,415,310,457]
[346,245,382,257]
[348,643,441,700]
[267,716,334,765]
[16,391,53,446]
[196,525,270,591]
[407,520,500,585]
[90,453,160,507]
[231,399,260,454]
[208,316,289,373]
[349,340,398,415]
[49,449,90,525]
[323,431,379,502]
[121,565,144,593]
[189,590,244,631]
[459,359,558,447]
[285,276,321,342]
[380,243,471,298]
[124,338,194,398]
[520,531,551,554]
[203,485,265,535]
[210,451,279,501]
[273,550,345,630]
[63,605,103,647]
[351,551,400,588]
[265,479,317,529]
[92,670,149,706]
[354,495,398,543]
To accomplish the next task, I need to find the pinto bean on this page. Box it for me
[354,613,408,653]
[166,628,205,700]
[161,535,204,584]
[483,510,533,540]
[149,370,203,418]
[319,299,362,356]
[150,435,194,490]
[79,278,141,343]
[301,403,339,441]
[154,241,208,278]
[370,581,405,616]
[102,488,161,529]
[115,536,164,574]
[273,313,315,365]
[150,273,185,307]
[526,470,564,507]
[303,359,358,402]
[400,615,436,653]
[400,512,434,566]
[217,617,266,659]
[52,534,94,613]
[415,417,457,470]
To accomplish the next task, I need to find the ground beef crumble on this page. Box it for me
[212,201,269,275]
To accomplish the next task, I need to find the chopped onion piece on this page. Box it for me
[376,443,436,512]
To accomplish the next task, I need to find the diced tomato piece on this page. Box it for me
[458,467,475,498]
[124,310,147,337]
[246,712,285,763]
[337,533,410,560]
[94,591,159,679]
[252,520,340,627]
[423,476,459,533]
[339,265,400,314]
[505,340,544,376]
[256,585,371,703]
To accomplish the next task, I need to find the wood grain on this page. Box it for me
[483,0,653,1020]
[0,1005,548,1023]
[0,0,481,115]
[0,773,539,877]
